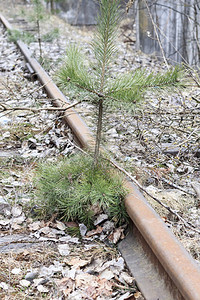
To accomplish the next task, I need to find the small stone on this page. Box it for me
[102,221,115,232]
[0,282,9,290]
[0,219,10,226]
[33,278,46,286]
[94,214,108,225]
[37,284,49,293]
[0,117,11,126]
[4,208,11,217]
[11,268,22,275]
[25,272,38,282]
[79,223,87,237]
[115,257,125,270]
[107,128,118,136]
[58,244,70,256]
[11,206,22,217]
[119,272,135,284]
[2,131,10,138]
[20,279,31,287]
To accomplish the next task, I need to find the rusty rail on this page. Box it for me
[1,14,200,300]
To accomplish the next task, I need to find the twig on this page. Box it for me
[143,0,170,69]
[126,0,135,14]
[113,282,135,291]
[169,128,199,149]
[0,101,81,113]
[29,78,53,95]
[146,169,197,197]
[0,239,60,247]
[192,182,200,199]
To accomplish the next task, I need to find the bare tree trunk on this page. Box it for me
[136,0,200,65]
[50,0,54,13]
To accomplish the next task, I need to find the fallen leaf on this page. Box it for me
[12,214,26,224]
[56,220,66,231]
[108,228,124,244]
[16,250,30,261]
[98,257,125,274]
[65,221,79,228]
[65,257,89,269]
[56,277,74,295]
[63,287,74,297]
[84,286,97,299]
[99,268,115,280]
[86,226,103,237]
[90,203,102,215]
[134,291,143,299]
[96,277,113,296]
[28,221,42,231]
[11,223,21,230]
[76,273,99,288]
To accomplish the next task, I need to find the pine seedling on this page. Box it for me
[30,0,46,60]
[35,154,127,227]
[57,0,183,167]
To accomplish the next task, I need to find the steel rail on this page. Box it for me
[1,14,200,300]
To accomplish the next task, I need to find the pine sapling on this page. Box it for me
[31,0,46,60]
[57,0,183,167]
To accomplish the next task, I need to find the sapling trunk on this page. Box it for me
[92,0,120,166]
[36,19,43,60]
[94,97,104,166]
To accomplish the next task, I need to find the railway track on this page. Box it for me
[1,14,200,300]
